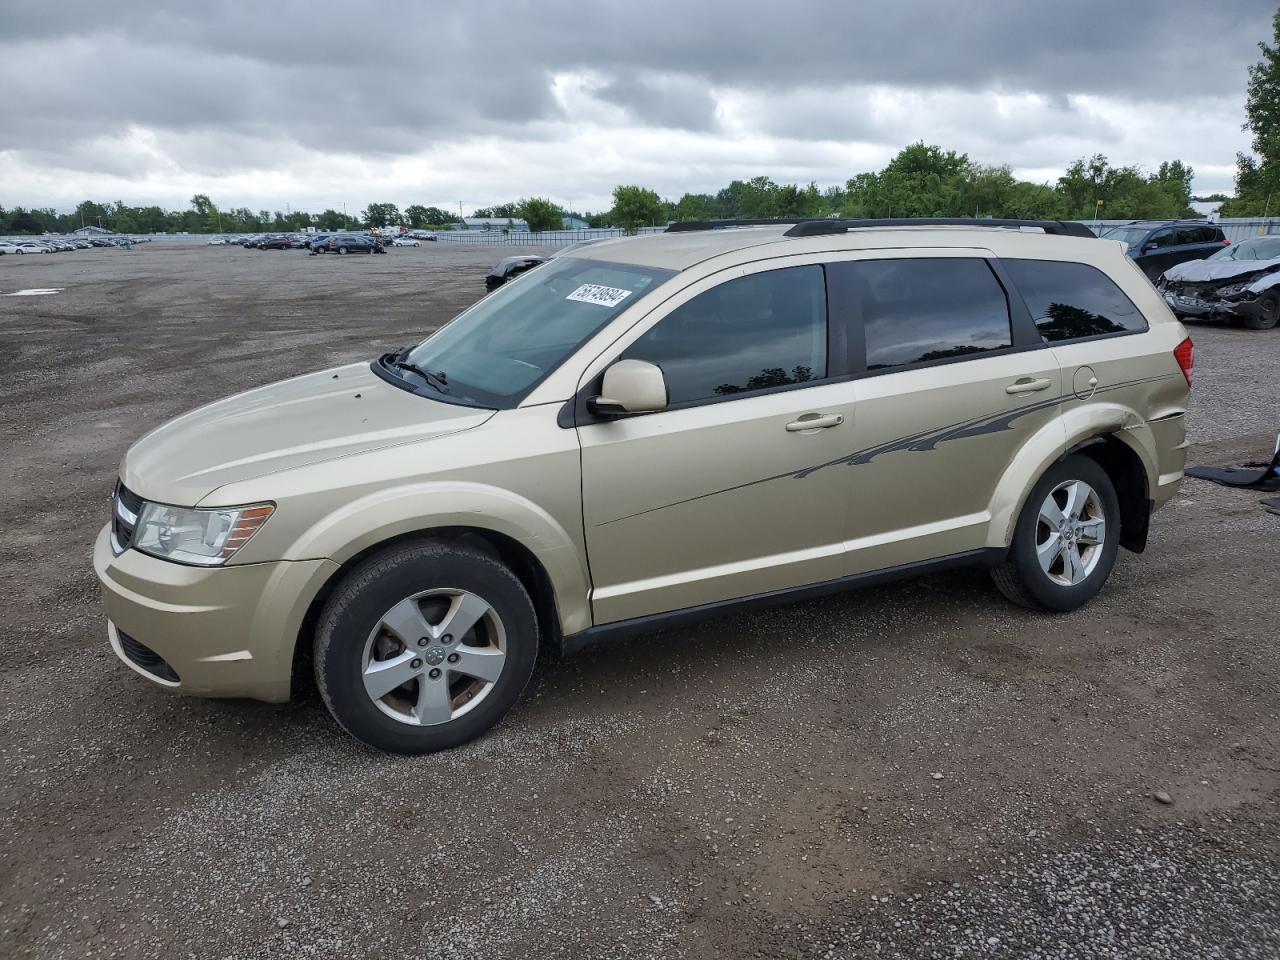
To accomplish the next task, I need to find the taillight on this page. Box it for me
[1223,238,1231,246]
[1174,337,1194,386]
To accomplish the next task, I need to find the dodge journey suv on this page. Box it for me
[96,218,1192,753]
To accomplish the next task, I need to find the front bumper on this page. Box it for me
[93,524,337,702]
[1162,290,1263,322]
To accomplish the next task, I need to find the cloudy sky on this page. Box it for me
[2,1,1273,215]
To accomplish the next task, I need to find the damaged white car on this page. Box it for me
[1158,236,1280,330]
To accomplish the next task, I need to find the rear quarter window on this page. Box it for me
[1002,259,1147,344]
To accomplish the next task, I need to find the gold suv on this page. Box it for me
[95,219,1193,753]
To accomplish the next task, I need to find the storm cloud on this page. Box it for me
[0,1,1270,212]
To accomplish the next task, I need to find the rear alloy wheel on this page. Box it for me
[991,454,1120,612]
[1242,292,1279,331]
[315,540,538,753]
[338,246,348,254]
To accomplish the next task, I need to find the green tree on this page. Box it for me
[609,185,665,232]
[363,203,403,228]
[843,143,970,217]
[673,193,715,221]
[1224,9,1280,215]
[9,209,43,234]
[405,204,456,228]
[471,202,519,218]
[516,196,565,232]
[189,193,222,232]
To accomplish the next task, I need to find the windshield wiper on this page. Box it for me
[384,349,449,393]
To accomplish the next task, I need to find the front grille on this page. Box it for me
[112,481,142,553]
[1171,282,1217,299]
[117,630,180,683]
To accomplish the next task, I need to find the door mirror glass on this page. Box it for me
[589,359,668,416]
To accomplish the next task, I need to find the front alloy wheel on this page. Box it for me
[362,589,507,726]
[315,540,538,753]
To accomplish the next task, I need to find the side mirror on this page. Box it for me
[1142,243,1158,253]
[588,359,668,417]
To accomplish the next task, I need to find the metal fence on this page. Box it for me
[1087,218,1280,243]
[431,219,1280,248]
[432,227,666,247]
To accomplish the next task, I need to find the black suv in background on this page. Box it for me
[326,234,385,255]
[1100,221,1229,280]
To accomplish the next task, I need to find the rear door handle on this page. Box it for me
[786,413,844,432]
[1005,377,1053,395]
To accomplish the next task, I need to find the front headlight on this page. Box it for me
[133,502,274,566]
[1216,282,1253,298]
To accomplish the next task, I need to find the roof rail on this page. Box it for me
[782,218,1097,239]
[665,218,814,232]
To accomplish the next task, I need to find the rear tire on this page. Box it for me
[1242,292,1279,330]
[338,246,348,254]
[315,540,539,754]
[991,454,1120,612]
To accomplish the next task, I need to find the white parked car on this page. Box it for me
[15,242,52,254]
[391,237,421,247]
[0,241,19,256]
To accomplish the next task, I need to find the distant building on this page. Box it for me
[72,225,113,236]
[561,215,589,230]
[462,217,529,232]
[1190,200,1224,221]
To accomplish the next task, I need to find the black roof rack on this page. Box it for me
[664,217,1096,239]
[665,218,814,232]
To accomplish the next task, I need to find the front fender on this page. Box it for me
[283,481,592,634]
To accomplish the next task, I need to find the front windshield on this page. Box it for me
[1207,237,1280,261]
[1100,227,1150,248]
[401,257,674,408]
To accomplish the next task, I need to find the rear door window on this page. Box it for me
[834,258,1012,371]
[1002,259,1147,343]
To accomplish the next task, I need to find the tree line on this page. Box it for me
[0,148,1202,238]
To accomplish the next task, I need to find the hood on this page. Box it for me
[122,362,494,506]
[490,255,545,276]
[1163,256,1280,283]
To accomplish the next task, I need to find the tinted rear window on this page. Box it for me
[838,258,1012,371]
[1003,259,1146,343]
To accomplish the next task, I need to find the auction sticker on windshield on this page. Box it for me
[566,283,632,308]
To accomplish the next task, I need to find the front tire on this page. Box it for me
[991,454,1120,612]
[315,540,539,754]
[338,246,348,254]
[1242,292,1279,331]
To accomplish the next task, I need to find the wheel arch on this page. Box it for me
[987,405,1158,555]
[291,525,568,697]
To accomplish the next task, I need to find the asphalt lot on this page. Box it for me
[1,239,1278,959]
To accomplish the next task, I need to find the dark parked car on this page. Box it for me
[326,234,385,255]
[483,239,605,291]
[1157,235,1280,330]
[484,254,545,291]
[259,235,293,250]
[306,234,332,254]
[1099,220,1228,280]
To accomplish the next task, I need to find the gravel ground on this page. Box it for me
[0,240,1277,959]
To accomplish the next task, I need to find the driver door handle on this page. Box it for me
[786,413,844,432]
[1005,377,1053,395]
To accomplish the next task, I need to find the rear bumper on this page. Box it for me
[93,524,337,702]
